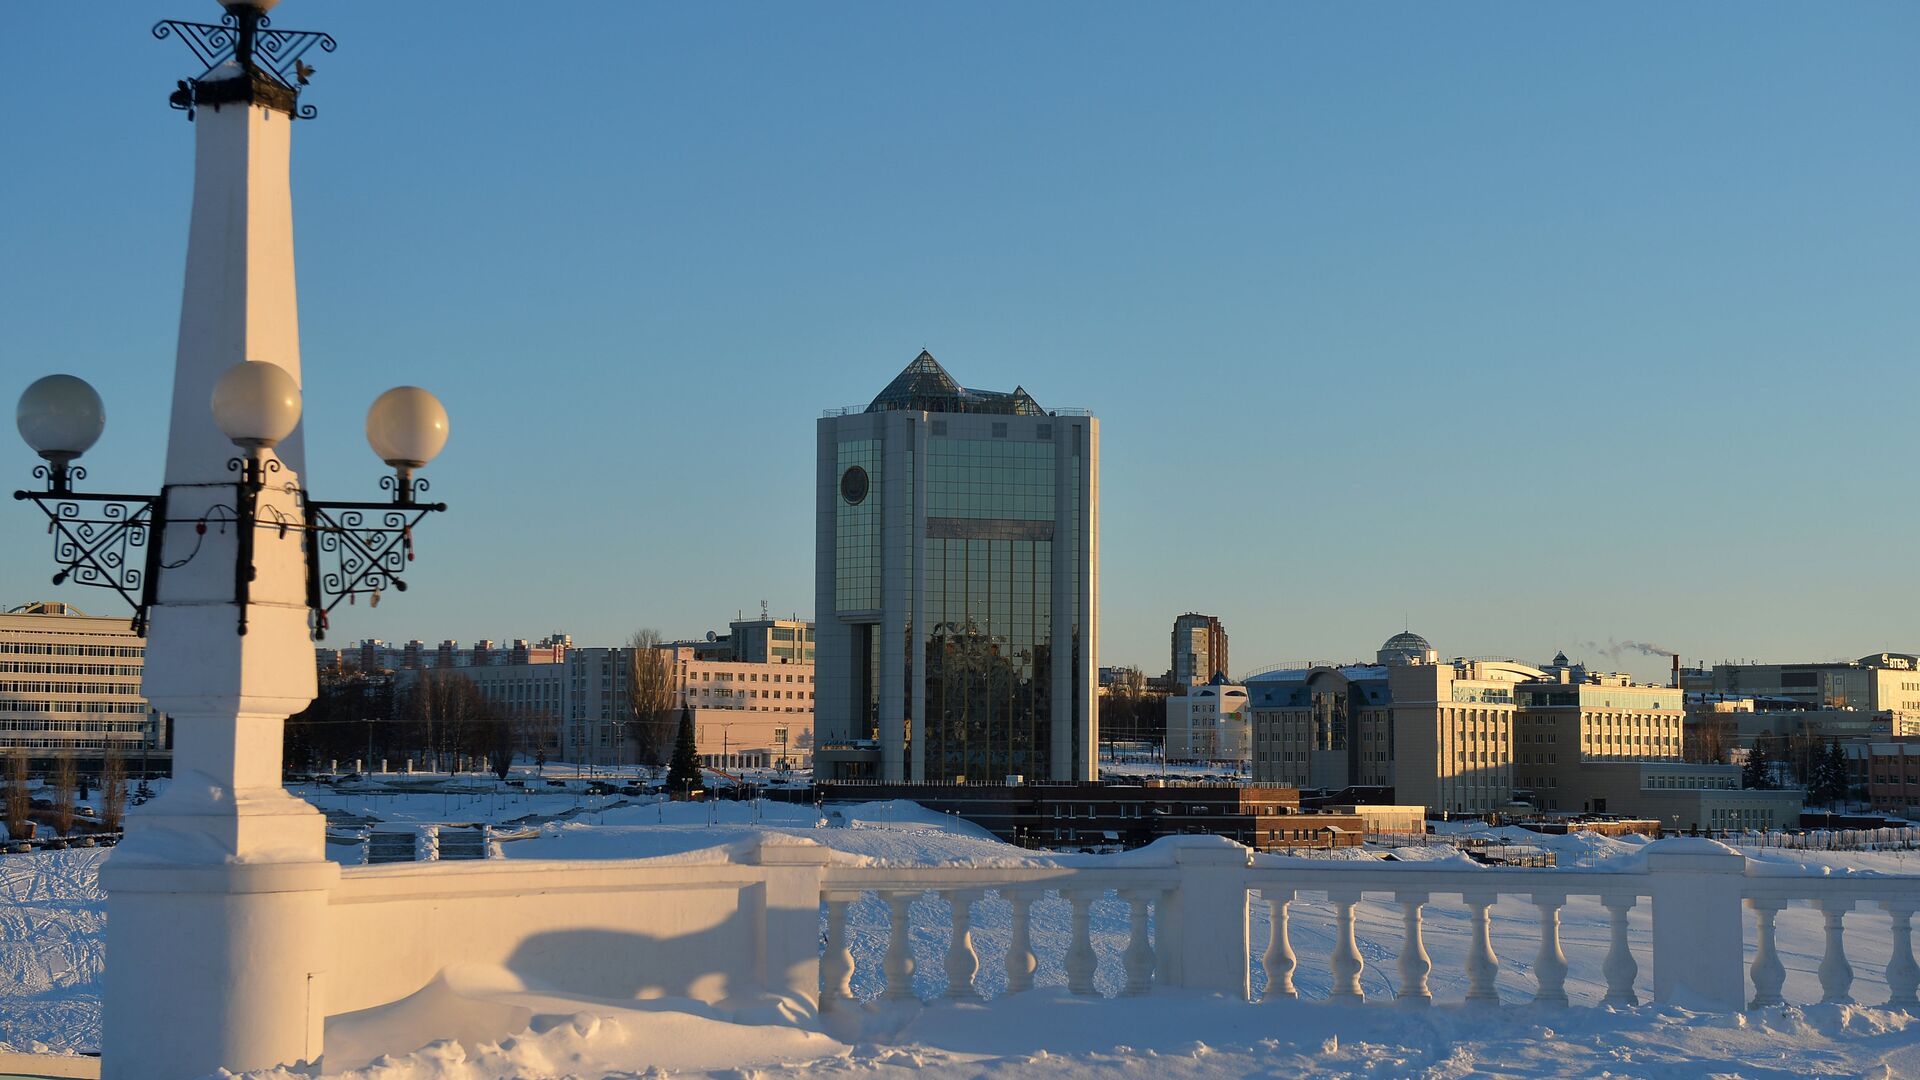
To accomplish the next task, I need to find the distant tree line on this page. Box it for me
[283,667,536,780]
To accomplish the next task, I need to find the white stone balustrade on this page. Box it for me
[298,834,1920,1072]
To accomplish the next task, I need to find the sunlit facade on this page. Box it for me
[814,351,1098,783]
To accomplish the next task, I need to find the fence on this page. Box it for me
[306,834,1920,1067]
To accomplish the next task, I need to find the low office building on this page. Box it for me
[1514,661,1684,806]
[1165,674,1251,764]
[1390,655,1535,814]
[663,639,815,772]
[1329,804,1427,836]
[1863,740,1920,817]
[814,781,1367,851]
[1249,664,1394,790]
[0,601,166,765]
[1681,654,1920,726]
[1550,760,1801,832]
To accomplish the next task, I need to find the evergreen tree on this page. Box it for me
[1819,741,1851,806]
[1741,741,1773,790]
[666,707,704,798]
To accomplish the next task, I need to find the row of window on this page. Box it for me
[0,719,150,732]
[0,642,143,657]
[0,662,143,676]
[0,680,145,695]
[0,702,149,714]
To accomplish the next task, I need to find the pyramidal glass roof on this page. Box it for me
[867,351,1045,416]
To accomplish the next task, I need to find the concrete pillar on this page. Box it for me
[1648,838,1748,1011]
[1165,835,1250,996]
[743,836,831,1009]
[102,51,337,1079]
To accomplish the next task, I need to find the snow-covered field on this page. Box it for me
[5,783,1920,1078]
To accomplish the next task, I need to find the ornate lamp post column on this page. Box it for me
[104,5,330,1073]
[10,4,444,1076]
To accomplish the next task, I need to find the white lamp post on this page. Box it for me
[8,5,451,1075]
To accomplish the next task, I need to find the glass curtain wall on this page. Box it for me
[922,436,1058,782]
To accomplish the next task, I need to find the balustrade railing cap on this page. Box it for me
[742,833,830,866]
[1162,833,1253,866]
[1644,836,1744,872]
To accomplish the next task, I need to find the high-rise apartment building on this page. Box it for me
[1172,613,1229,687]
[814,351,1099,783]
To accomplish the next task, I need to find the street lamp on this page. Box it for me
[13,362,449,637]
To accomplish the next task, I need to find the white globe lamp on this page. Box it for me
[210,361,303,451]
[365,387,449,469]
[17,374,106,464]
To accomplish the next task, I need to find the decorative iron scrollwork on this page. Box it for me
[301,497,446,639]
[13,470,164,635]
[154,7,336,119]
[15,453,445,640]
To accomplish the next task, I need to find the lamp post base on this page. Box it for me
[101,859,339,1079]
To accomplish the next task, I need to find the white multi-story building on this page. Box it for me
[0,601,165,760]
[1165,674,1251,764]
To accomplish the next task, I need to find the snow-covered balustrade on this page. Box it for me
[1742,870,1920,1009]
[818,866,1183,1006]
[303,831,1920,1069]
[815,836,1920,1014]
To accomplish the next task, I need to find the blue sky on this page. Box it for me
[3,2,1915,683]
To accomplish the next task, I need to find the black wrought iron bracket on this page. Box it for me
[155,7,336,120]
[300,473,447,641]
[13,459,444,640]
[12,465,167,636]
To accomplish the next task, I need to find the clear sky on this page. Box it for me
[3,2,1915,685]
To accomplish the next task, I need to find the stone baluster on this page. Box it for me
[1154,886,1178,987]
[1464,893,1501,1005]
[1816,898,1855,1005]
[1530,892,1569,1007]
[1262,889,1297,1001]
[1066,890,1100,996]
[1746,897,1787,1008]
[1328,889,1366,1003]
[1396,891,1431,1007]
[1883,900,1920,1009]
[821,895,856,1010]
[1122,890,1156,996]
[884,891,919,1001]
[944,890,982,1000]
[1600,894,1639,1007]
[1005,889,1038,994]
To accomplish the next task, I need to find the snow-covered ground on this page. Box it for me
[5,784,1920,1077]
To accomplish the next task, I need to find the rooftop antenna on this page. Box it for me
[761,598,770,620]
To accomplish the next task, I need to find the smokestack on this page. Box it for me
[1671,654,1681,689]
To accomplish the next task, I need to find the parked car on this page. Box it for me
[583,781,617,796]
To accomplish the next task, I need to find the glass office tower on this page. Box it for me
[814,352,1099,783]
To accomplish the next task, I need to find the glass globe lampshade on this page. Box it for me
[210,361,303,450]
[16,374,106,463]
[365,387,449,469]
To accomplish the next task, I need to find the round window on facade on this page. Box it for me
[840,464,869,505]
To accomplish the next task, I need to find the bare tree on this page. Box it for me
[401,669,488,773]
[101,751,128,832]
[627,629,677,766]
[1685,714,1734,764]
[4,751,28,841]
[52,756,77,837]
